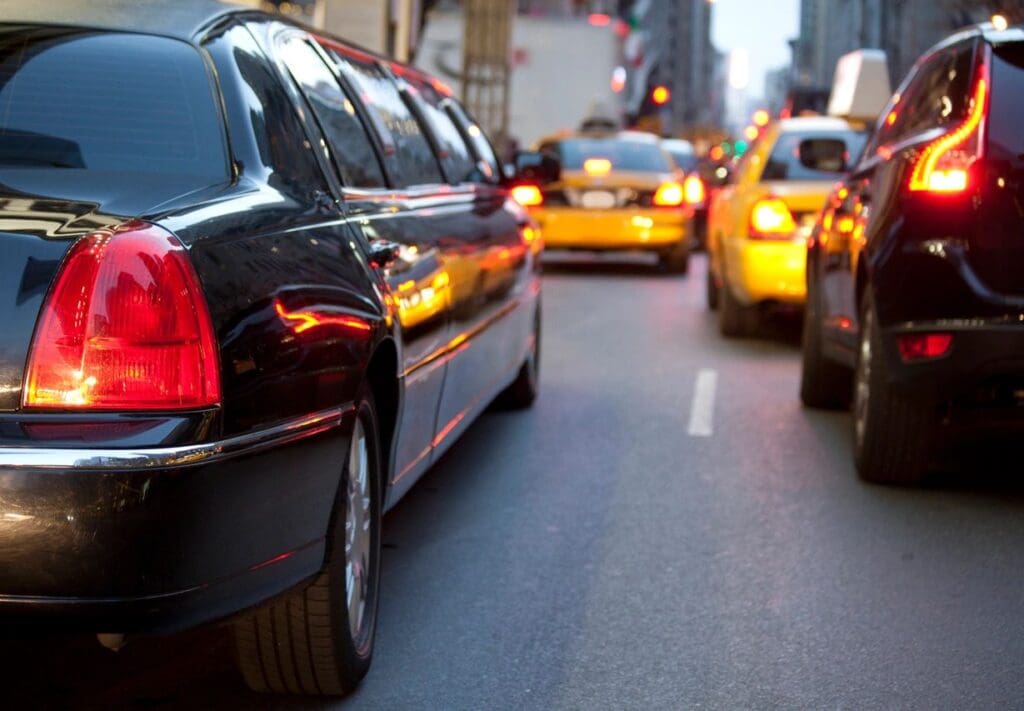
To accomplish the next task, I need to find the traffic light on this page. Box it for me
[753,109,770,127]
[652,85,671,105]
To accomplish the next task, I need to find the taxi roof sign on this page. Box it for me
[827,49,891,123]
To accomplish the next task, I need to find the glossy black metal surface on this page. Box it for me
[0,9,537,631]
[808,33,1024,405]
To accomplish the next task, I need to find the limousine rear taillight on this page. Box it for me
[23,222,221,411]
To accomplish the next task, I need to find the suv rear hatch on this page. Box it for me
[975,40,1024,297]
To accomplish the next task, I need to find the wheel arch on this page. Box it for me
[365,337,400,498]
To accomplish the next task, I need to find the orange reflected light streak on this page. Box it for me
[275,301,372,335]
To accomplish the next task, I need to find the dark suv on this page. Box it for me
[801,24,1024,484]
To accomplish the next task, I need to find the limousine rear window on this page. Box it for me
[0,27,227,181]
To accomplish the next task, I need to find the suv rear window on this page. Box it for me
[548,138,672,173]
[988,43,1024,157]
[0,27,227,181]
[761,129,866,181]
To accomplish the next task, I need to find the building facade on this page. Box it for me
[622,0,717,135]
[792,0,986,93]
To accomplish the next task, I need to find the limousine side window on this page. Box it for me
[327,49,445,187]
[444,100,502,184]
[277,36,387,189]
[404,79,477,184]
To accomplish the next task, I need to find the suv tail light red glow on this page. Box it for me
[908,58,989,194]
[23,221,221,410]
[898,333,953,362]
[749,197,796,239]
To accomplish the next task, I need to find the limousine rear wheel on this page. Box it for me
[235,388,382,696]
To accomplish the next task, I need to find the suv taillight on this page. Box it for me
[23,221,221,411]
[909,59,989,194]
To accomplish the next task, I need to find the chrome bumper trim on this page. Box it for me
[0,406,350,471]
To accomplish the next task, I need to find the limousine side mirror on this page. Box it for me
[511,151,561,185]
[798,138,848,173]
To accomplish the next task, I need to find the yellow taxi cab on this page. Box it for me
[706,116,867,336]
[512,131,691,272]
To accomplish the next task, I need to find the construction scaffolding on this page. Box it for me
[462,0,515,143]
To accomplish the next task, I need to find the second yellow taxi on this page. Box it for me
[706,116,867,336]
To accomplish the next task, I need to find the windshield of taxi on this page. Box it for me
[548,138,673,173]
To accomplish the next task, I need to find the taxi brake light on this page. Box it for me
[584,158,612,177]
[750,197,796,239]
[653,182,685,206]
[512,184,544,207]
[683,175,705,205]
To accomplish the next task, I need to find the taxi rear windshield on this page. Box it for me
[762,129,866,181]
[0,26,227,181]
[552,138,672,173]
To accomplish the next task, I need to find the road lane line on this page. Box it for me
[687,369,718,437]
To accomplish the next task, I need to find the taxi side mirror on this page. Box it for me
[511,151,561,185]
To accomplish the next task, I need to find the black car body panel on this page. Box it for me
[0,1,539,632]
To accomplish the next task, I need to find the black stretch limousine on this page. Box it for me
[0,0,544,696]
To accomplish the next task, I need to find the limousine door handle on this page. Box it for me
[367,239,402,268]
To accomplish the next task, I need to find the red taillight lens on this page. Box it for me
[749,197,796,239]
[898,333,953,362]
[23,221,221,411]
[908,66,988,194]
[683,174,705,205]
[511,184,544,207]
[653,182,685,206]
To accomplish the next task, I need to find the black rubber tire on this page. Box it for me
[799,277,852,409]
[234,388,383,696]
[496,306,540,409]
[719,280,757,338]
[706,258,719,311]
[659,242,690,275]
[853,290,934,485]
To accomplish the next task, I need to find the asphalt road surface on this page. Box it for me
[10,254,1024,710]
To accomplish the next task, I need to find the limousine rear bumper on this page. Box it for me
[0,406,352,633]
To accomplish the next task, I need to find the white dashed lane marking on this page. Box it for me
[687,368,718,437]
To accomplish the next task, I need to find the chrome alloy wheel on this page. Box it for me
[854,306,873,450]
[345,418,371,642]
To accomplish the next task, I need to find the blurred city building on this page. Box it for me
[790,0,990,98]
[620,0,720,139]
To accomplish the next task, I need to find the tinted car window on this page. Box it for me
[444,100,501,184]
[406,80,477,184]
[986,42,1024,157]
[887,45,975,143]
[761,130,867,182]
[278,37,386,189]
[0,27,226,181]
[329,50,445,187]
[552,138,672,172]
